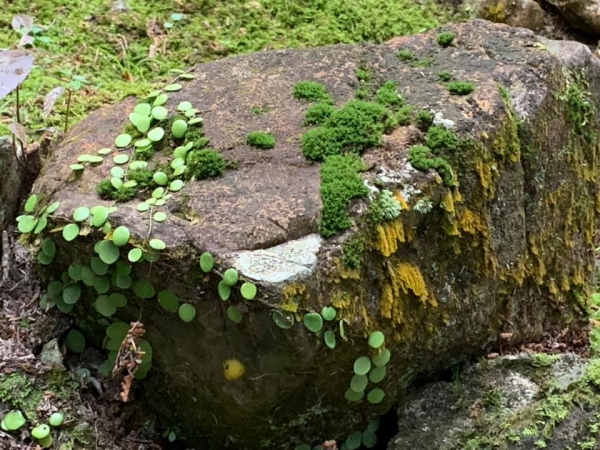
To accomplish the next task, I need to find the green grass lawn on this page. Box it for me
[0,0,460,136]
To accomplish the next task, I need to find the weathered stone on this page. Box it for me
[32,20,600,449]
[389,353,596,449]
[546,0,600,35]
[0,137,25,230]
[39,338,65,370]
[473,0,546,31]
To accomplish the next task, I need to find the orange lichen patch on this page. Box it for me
[374,220,408,257]
[380,261,437,326]
[457,207,488,236]
[394,191,410,211]
[279,283,308,312]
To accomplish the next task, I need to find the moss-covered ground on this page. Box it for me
[0,0,460,136]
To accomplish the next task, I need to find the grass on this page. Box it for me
[0,0,457,135]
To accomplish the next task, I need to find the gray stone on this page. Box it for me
[0,137,25,230]
[474,0,546,31]
[546,0,600,35]
[39,338,65,370]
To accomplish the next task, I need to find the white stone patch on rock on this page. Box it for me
[433,111,455,129]
[228,234,322,285]
[501,372,539,409]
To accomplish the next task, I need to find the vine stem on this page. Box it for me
[63,89,73,134]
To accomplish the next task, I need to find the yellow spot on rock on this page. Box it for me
[223,359,246,381]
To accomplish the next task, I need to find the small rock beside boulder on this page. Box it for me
[547,0,600,35]
[473,0,546,31]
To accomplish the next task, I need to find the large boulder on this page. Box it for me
[389,352,599,449]
[546,0,600,35]
[473,0,546,31]
[0,137,26,230]
[31,20,600,449]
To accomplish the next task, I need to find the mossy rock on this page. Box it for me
[32,21,600,449]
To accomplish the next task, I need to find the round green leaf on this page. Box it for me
[353,356,371,375]
[367,419,380,433]
[49,412,64,427]
[65,330,85,353]
[367,388,385,404]
[223,268,239,286]
[24,194,37,213]
[70,163,84,171]
[94,276,110,294]
[98,147,112,156]
[39,435,53,448]
[81,267,96,286]
[109,292,128,307]
[171,157,185,169]
[41,238,56,257]
[165,83,182,92]
[37,250,53,265]
[372,348,391,367]
[48,280,63,298]
[88,155,104,164]
[362,431,377,449]
[147,89,162,98]
[72,206,90,222]
[130,161,148,170]
[324,330,336,349]
[200,252,214,272]
[115,273,132,289]
[3,410,26,431]
[158,290,179,312]
[112,226,130,246]
[240,282,257,300]
[227,305,243,323]
[134,103,151,116]
[178,303,196,322]
[148,127,165,142]
[185,108,198,118]
[111,177,123,189]
[68,262,83,281]
[303,312,323,333]
[106,322,130,341]
[46,202,60,214]
[128,248,143,262]
[321,306,337,321]
[369,366,387,383]
[136,202,150,212]
[218,281,231,301]
[136,115,151,133]
[151,105,168,120]
[110,166,125,178]
[129,112,140,126]
[63,283,81,304]
[133,279,155,299]
[97,240,120,265]
[91,207,109,227]
[153,93,168,106]
[169,179,184,192]
[152,188,165,199]
[177,101,192,111]
[113,154,129,165]
[179,73,195,79]
[188,117,203,125]
[149,238,166,250]
[152,171,167,186]
[115,134,132,148]
[95,295,117,317]
[344,388,364,402]
[18,216,37,233]
[171,119,188,139]
[350,374,368,393]
[153,211,167,222]
[345,431,362,450]
[90,257,108,275]
[34,216,48,234]
[272,310,294,329]
[368,331,385,349]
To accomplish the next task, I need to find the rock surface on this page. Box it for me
[0,137,25,230]
[32,20,600,449]
[546,0,600,35]
[474,0,546,31]
[389,353,599,449]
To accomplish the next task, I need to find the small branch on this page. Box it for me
[64,88,73,134]
[1,230,11,288]
[15,85,21,124]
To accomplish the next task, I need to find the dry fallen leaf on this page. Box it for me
[0,50,35,101]
[43,87,65,119]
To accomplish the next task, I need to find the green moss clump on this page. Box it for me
[302,100,395,161]
[447,81,475,95]
[251,106,269,115]
[304,102,335,126]
[97,179,138,202]
[343,234,366,271]
[319,154,368,237]
[438,70,453,82]
[357,67,372,83]
[397,105,414,126]
[186,149,226,180]
[426,125,459,151]
[246,131,276,149]
[397,49,415,61]
[437,32,455,47]
[128,168,155,190]
[368,189,402,223]
[293,81,332,103]
[417,110,434,130]
[183,124,209,149]
[376,81,404,108]
[408,144,454,185]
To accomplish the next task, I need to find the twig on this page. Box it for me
[15,85,21,124]
[1,231,11,288]
[64,88,73,134]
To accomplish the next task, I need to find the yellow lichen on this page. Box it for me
[394,191,409,210]
[374,220,407,257]
[280,283,308,312]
